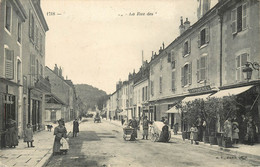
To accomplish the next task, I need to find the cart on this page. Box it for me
[150,121,171,142]
[123,127,134,141]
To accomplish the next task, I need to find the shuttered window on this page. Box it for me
[18,22,22,43]
[181,62,192,87]
[171,71,176,91]
[5,48,14,80]
[167,52,171,63]
[159,76,162,93]
[198,26,209,48]
[29,10,35,41]
[151,81,154,96]
[236,53,248,81]
[197,56,208,82]
[231,3,248,34]
[171,49,176,69]
[183,39,191,56]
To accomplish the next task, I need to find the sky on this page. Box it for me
[41,0,217,94]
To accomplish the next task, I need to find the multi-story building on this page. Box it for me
[20,0,50,133]
[0,0,27,147]
[44,65,77,123]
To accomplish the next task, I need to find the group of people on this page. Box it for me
[123,116,170,142]
[224,115,258,145]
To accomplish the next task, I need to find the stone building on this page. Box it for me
[0,0,27,147]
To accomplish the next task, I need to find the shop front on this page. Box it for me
[0,79,19,148]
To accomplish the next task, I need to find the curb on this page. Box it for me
[37,149,53,167]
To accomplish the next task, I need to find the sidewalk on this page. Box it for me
[170,132,260,160]
[0,120,78,167]
[105,119,260,160]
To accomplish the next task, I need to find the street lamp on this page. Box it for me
[242,61,259,82]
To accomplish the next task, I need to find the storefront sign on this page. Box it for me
[188,85,211,94]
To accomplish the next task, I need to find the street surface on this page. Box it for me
[45,118,260,167]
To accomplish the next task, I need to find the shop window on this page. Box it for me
[236,53,248,82]
[231,3,248,34]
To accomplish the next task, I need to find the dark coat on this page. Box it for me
[73,121,79,132]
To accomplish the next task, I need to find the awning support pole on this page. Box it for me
[250,94,259,111]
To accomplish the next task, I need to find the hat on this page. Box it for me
[232,122,238,126]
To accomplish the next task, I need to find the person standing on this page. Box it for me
[73,119,79,137]
[129,117,138,139]
[24,124,34,147]
[142,116,149,140]
[247,117,256,145]
[53,119,67,155]
[173,123,179,135]
[240,114,247,143]
[190,124,198,144]
[6,118,18,148]
[232,122,239,144]
[224,117,232,146]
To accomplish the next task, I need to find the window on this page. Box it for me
[171,71,176,91]
[197,56,208,82]
[145,86,148,101]
[39,34,43,54]
[142,87,144,101]
[151,81,154,96]
[183,39,191,56]
[167,52,171,63]
[30,55,36,83]
[40,64,43,76]
[236,53,248,81]
[36,26,39,48]
[17,22,22,43]
[5,48,14,80]
[23,76,27,94]
[159,76,162,93]
[17,60,21,83]
[29,10,35,41]
[160,58,163,70]
[181,62,192,87]
[171,49,176,69]
[231,3,248,34]
[5,2,12,32]
[198,27,209,47]
[36,60,39,79]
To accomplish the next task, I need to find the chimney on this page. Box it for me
[179,16,185,35]
[159,47,162,54]
[184,18,190,30]
[54,64,58,75]
[162,42,165,50]
[59,67,62,77]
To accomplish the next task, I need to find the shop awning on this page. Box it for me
[182,93,212,103]
[166,106,180,114]
[210,85,253,98]
[118,110,127,116]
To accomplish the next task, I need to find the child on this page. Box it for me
[60,137,69,154]
[24,124,34,147]
[232,123,239,144]
[190,124,198,144]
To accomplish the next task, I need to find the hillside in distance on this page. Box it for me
[75,84,107,111]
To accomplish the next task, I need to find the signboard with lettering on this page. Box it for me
[188,85,211,94]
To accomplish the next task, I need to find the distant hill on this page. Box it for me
[75,84,108,111]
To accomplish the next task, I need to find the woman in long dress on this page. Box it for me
[6,118,18,148]
[53,119,67,155]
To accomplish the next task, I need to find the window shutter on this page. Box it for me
[188,62,192,85]
[198,32,201,48]
[167,52,171,63]
[242,3,248,30]
[197,59,200,82]
[206,26,210,43]
[235,56,240,81]
[205,56,208,80]
[231,8,237,34]
[182,43,185,56]
[5,49,14,80]
[188,39,191,54]
[172,71,175,91]
[181,67,184,87]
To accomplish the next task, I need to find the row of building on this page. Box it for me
[0,0,82,148]
[105,0,260,134]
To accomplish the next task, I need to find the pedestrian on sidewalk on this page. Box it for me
[173,123,179,135]
[129,117,138,139]
[240,114,247,144]
[5,118,18,148]
[246,117,256,145]
[142,116,149,140]
[24,124,34,147]
[232,122,239,144]
[190,124,198,144]
[224,117,232,147]
[53,119,68,155]
[73,119,79,137]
